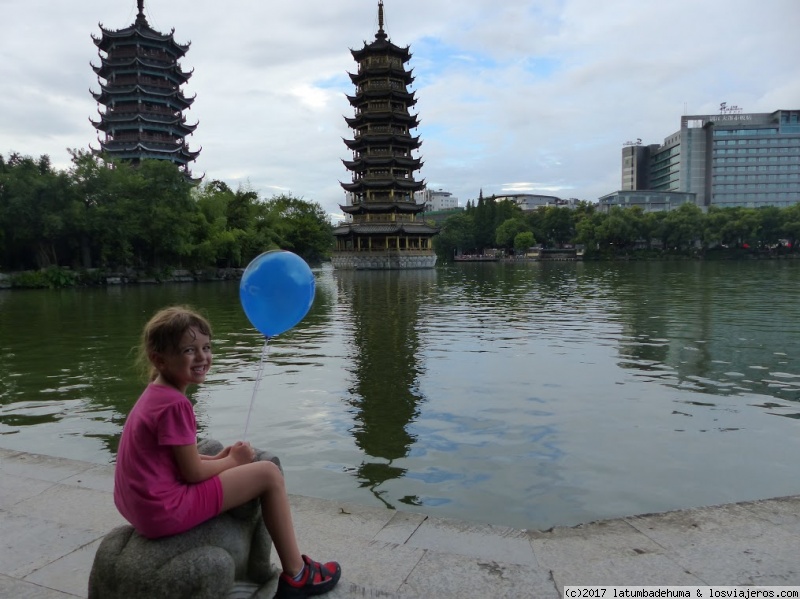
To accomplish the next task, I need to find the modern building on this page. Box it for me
[90,0,200,178]
[618,106,800,209]
[597,190,697,213]
[414,189,459,212]
[332,1,438,270]
[491,193,577,211]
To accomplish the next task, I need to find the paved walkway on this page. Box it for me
[1,446,799,598]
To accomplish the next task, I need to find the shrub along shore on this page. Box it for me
[2,248,798,290]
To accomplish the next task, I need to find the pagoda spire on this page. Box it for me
[376,1,387,41]
[135,0,147,26]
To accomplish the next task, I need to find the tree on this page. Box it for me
[664,203,704,250]
[703,207,729,249]
[193,180,261,268]
[514,231,535,254]
[493,199,521,231]
[473,194,496,250]
[782,203,800,251]
[0,153,76,269]
[642,211,666,249]
[596,207,638,249]
[542,207,576,247]
[433,211,475,260]
[756,206,783,248]
[125,160,197,268]
[523,208,547,247]
[263,195,333,264]
[717,207,759,248]
[574,210,603,252]
[495,217,529,251]
[69,149,136,268]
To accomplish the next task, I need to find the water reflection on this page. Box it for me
[2,262,800,529]
[605,262,800,409]
[335,270,435,507]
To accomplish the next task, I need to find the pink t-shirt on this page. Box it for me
[114,383,222,538]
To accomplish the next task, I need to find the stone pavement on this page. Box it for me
[1,446,799,598]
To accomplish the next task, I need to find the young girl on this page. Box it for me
[114,305,340,598]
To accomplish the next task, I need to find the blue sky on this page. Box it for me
[1,0,798,221]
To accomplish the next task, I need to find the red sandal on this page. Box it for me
[274,554,341,598]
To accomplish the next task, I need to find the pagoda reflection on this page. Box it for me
[336,270,435,507]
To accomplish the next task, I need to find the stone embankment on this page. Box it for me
[2,447,799,598]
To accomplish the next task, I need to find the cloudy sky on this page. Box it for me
[1,0,798,220]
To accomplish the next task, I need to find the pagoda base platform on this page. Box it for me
[331,250,437,270]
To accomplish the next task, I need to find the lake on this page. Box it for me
[1,260,799,530]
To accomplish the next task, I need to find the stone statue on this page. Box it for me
[88,439,280,599]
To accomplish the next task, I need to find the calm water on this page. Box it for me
[1,261,800,530]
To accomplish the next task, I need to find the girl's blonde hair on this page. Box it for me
[138,305,212,381]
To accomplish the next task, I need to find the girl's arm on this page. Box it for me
[173,442,252,483]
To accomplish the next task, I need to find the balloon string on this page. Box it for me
[243,337,270,442]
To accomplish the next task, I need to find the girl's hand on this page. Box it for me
[199,445,233,461]
[230,441,255,465]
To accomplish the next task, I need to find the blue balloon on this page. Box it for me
[239,250,316,337]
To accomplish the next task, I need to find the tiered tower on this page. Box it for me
[90,0,200,178]
[332,1,438,270]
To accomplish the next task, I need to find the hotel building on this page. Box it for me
[601,107,800,212]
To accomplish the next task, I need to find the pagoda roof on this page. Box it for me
[344,113,419,129]
[339,201,425,214]
[92,85,195,108]
[350,40,411,63]
[92,59,192,83]
[348,71,414,87]
[347,64,414,83]
[93,82,191,99]
[343,134,421,150]
[91,114,198,136]
[332,222,438,236]
[349,1,413,61]
[341,156,421,171]
[346,88,415,104]
[341,178,425,193]
[91,110,194,128]
[99,140,200,160]
[94,8,190,56]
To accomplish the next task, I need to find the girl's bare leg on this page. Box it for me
[218,461,303,576]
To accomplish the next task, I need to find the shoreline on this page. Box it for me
[2,252,798,290]
[2,446,799,597]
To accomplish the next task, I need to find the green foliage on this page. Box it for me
[10,267,78,289]
[664,203,704,249]
[9,270,49,288]
[0,152,336,275]
[495,217,530,249]
[436,192,800,261]
[473,195,497,249]
[542,207,575,247]
[514,231,535,253]
[3,149,799,275]
[433,212,476,260]
[263,194,334,264]
[782,203,800,248]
